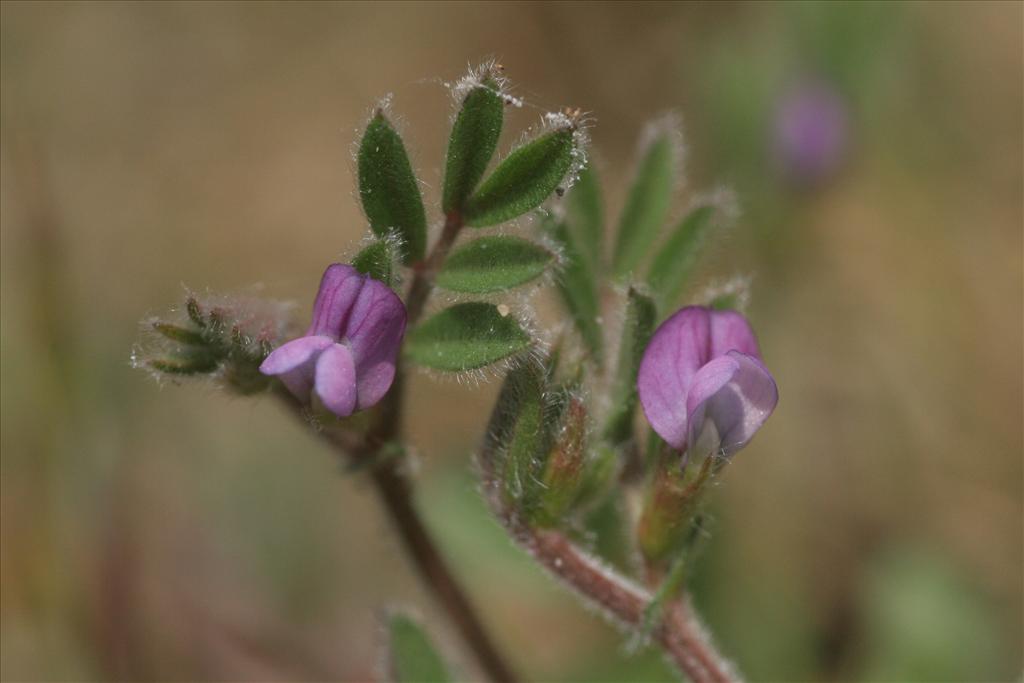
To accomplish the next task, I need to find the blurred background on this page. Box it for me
[2,2,1021,681]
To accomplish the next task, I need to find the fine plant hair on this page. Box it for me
[136,61,772,683]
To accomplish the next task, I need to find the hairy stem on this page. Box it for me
[405,210,464,326]
[275,389,516,683]
[477,432,734,682]
[370,463,516,683]
[524,527,737,683]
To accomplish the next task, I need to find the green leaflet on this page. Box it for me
[357,112,427,264]
[647,204,717,306]
[442,78,504,213]
[351,237,398,286]
[436,236,552,293]
[464,128,577,227]
[545,216,603,360]
[405,302,532,371]
[565,164,604,268]
[602,288,656,444]
[386,612,452,683]
[612,126,678,277]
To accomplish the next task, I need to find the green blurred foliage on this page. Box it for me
[1,2,1020,681]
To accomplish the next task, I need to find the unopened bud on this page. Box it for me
[534,396,588,526]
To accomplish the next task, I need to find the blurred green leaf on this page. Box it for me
[613,125,678,277]
[602,288,656,444]
[545,216,603,361]
[859,550,1008,683]
[386,612,452,683]
[647,204,717,306]
[465,128,577,227]
[406,302,531,371]
[565,164,604,268]
[709,291,742,311]
[442,79,504,214]
[436,236,552,293]
[352,237,397,286]
[358,112,427,264]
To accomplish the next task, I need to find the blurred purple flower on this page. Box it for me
[260,264,406,417]
[774,80,849,185]
[637,306,778,456]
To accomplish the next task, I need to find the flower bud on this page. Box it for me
[534,395,588,526]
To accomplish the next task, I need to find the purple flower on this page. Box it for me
[773,80,849,185]
[260,264,406,417]
[637,306,778,457]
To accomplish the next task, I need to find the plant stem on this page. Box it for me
[369,462,516,683]
[275,389,517,683]
[405,210,464,326]
[524,527,737,683]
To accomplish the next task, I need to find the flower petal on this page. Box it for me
[259,335,334,399]
[307,264,365,339]
[314,343,358,417]
[686,350,778,457]
[637,306,712,449]
[709,309,761,359]
[344,277,406,409]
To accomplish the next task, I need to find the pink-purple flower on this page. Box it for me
[773,79,849,186]
[637,306,778,457]
[260,264,406,417]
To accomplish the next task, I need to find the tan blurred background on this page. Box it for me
[1,2,1021,681]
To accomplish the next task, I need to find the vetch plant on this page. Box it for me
[136,62,778,683]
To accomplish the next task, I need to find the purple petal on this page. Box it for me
[686,351,778,457]
[259,335,334,399]
[307,264,365,339]
[637,306,713,449]
[709,309,762,359]
[343,277,406,409]
[314,343,358,417]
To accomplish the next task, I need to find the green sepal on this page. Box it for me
[405,302,531,371]
[612,125,678,277]
[185,297,205,327]
[357,112,427,264]
[637,455,713,565]
[385,611,452,683]
[352,237,397,287]
[498,364,549,510]
[534,393,588,526]
[602,288,656,444]
[152,321,205,346]
[442,78,504,213]
[149,352,220,376]
[464,128,577,227]
[436,236,553,293]
[647,204,717,306]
